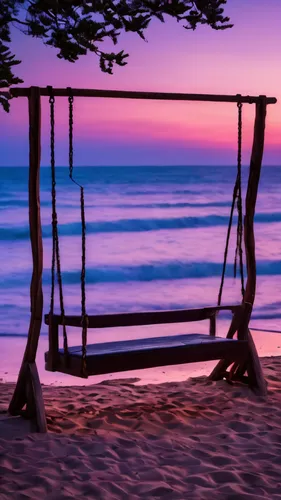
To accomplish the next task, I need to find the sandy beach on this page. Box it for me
[1,355,281,499]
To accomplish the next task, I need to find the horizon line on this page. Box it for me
[1,164,281,169]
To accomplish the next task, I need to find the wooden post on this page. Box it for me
[9,87,47,431]
[244,98,266,304]
[46,316,59,371]
[209,97,267,395]
[209,314,216,336]
[242,97,267,395]
[209,303,249,380]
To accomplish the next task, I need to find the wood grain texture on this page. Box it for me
[209,303,250,381]
[46,315,59,371]
[45,305,241,329]
[9,87,277,104]
[28,363,47,432]
[209,315,216,336]
[45,334,247,378]
[24,86,44,362]
[245,330,267,397]
[9,87,44,418]
[244,99,267,305]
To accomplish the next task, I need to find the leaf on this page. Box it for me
[0,95,10,113]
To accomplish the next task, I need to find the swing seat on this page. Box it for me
[45,333,248,378]
[44,304,249,378]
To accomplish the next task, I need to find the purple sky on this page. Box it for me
[1,1,280,166]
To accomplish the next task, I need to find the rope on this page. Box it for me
[218,99,245,305]
[48,86,68,358]
[49,89,56,316]
[217,180,238,306]
[234,102,245,298]
[67,87,88,376]
[68,88,82,188]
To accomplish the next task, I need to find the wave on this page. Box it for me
[120,189,200,196]
[110,201,231,209]
[0,199,50,208]
[5,200,231,210]
[2,260,281,287]
[251,312,281,320]
[0,199,29,208]
[59,201,232,209]
[1,211,281,241]
[0,333,36,338]
[53,260,281,283]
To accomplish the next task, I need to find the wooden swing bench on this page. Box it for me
[45,305,248,378]
[5,87,276,433]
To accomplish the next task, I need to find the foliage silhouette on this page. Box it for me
[0,1,232,111]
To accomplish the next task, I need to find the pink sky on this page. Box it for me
[1,1,280,166]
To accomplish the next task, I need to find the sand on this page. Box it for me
[1,357,281,499]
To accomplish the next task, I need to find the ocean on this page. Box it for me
[1,165,281,350]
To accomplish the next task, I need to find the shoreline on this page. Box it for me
[0,353,280,390]
[1,328,281,387]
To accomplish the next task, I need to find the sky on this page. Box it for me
[1,1,281,166]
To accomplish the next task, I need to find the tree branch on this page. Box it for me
[1,0,233,112]
[10,18,29,26]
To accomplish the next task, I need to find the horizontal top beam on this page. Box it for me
[7,87,277,105]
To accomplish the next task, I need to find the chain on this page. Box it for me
[68,90,74,181]
[49,88,56,316]
[67,88,88,376]
[217,179,238,306]
[68,88,80,187]
[234,101,245,298]
[81,186,87,376]
[218,99,245,305]
[48,86,68,357]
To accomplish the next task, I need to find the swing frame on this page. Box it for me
[5,86,276,432]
